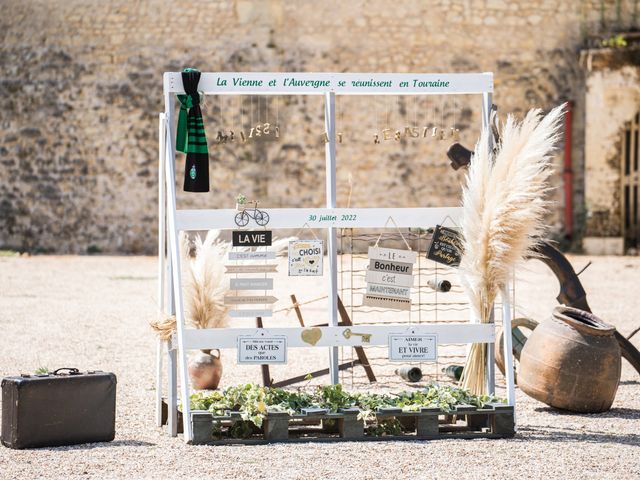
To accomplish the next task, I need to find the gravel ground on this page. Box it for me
[0,254,639,479]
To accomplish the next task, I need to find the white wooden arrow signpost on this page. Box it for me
[156,71,516,443]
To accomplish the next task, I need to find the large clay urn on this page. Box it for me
[188,349,222,390]
[519,306,621,413]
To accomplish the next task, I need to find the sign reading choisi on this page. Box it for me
[288,240,323,276]
[363,247,417,311]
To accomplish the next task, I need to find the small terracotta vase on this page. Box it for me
[188,349,223,390]
[519,306,621,413]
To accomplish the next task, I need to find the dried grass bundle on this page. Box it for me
[150,316,176,341]
[151,230,296,338]
[184,230,230,329]
[459,105,565,395]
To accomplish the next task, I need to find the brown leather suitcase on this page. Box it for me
[1,368,116,449]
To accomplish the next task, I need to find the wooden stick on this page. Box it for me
[337,296,377,383]
[256,317,272,387]
[290,294,305,327]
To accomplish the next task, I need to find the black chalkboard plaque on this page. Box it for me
[426,225,463,267]
[232,230,272,247]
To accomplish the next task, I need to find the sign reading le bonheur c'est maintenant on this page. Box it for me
[363,247,417,311]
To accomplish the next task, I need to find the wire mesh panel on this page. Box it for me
[336,229,513,395]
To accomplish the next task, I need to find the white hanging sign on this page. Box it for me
[229,309,273,318]
[237,336,287,364]
[364,246,416,310]
[229,251,276,260]
[388,334,438,362]
[225,264,278,273]
[224,295,278,305]
[368,246,417,264]
[365,270,414,288]
[366,283,411,299]
[288,240,323,276]
[230,278,274,290]
[368,259,414,275]
[363,295,411,311]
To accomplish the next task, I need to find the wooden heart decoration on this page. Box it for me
[301,327,322,346]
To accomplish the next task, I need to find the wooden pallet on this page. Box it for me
[188,403,515,445]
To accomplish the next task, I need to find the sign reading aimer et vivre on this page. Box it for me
[363,247,417,311]
[388,334,438,362]
[237,336,287,364]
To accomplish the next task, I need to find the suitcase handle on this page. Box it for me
[53,367,81,375]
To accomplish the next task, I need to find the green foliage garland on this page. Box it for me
[190,383,504,431]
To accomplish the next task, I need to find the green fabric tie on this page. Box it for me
[176,94,193,153]
[178,68,209,192]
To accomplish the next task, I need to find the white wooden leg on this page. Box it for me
[167,343,178,437]
[324,91,339,384]
[164,92,193,442]
[501,287,516,428]
[155,339,164,428]
[486,309,495,394]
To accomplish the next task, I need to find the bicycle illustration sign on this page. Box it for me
[235,194,270,227]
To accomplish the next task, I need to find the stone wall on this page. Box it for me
[0,0,633,253]
[582,48,640,254]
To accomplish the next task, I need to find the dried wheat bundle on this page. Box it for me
[459,105,565,395]
[150,316,176,341]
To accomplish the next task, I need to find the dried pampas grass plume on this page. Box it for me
[151,230,297,338]
[184,230,230,330]
[150,316,176,341]
[459,104,565,395]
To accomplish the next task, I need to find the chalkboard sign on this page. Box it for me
[426,225,463,267]
[232,230,272,247]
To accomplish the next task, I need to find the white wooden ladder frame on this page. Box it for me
[154,72,516,443]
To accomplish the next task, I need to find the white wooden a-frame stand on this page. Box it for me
[155,72,516,443]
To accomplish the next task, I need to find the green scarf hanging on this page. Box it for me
[177,68,209,192]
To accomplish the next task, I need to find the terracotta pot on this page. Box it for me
[495,317,539,384]
[188,349,222,390]
[519,306,621,413]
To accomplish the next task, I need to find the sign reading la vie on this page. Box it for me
[232,230,272,247]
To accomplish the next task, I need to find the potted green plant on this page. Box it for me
[235,193,247,211]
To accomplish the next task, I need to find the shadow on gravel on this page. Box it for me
[533,406,640,419]
[619,380,640,385]
[515,426,640,446]
[38,440,155,451]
